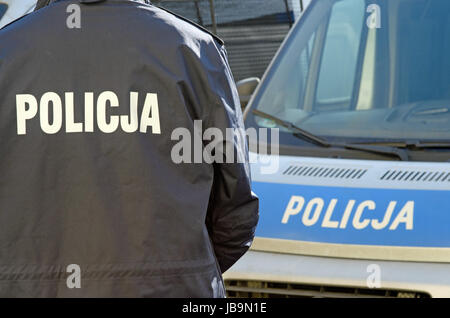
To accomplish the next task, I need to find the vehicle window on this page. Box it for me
[0,1,37,29]
[316,0,365,109]
[252,0,450,142]
[261,35,312,120]
[396,1,450,105]
[256,18,318,124]
[0,3,8,20]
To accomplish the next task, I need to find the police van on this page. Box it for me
[225,0,450,298]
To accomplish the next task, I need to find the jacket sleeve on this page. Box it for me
[202,43,259,273]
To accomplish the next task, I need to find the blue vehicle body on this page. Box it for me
[224,0,450,298]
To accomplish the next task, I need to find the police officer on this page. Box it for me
[0,0,258,297]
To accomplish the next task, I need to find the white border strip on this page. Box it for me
[251,237,450,263]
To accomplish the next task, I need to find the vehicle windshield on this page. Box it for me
[0,0,36,29]
[0,3,8,21]
[251,0,450,143]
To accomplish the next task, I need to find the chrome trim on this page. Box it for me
[251,237,450,263]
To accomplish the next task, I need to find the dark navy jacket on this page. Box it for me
[0,0,258,297]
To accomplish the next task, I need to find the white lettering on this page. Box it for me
[339,199,356,229]
[15,91,161,135]
[281,196,305,224]
[321,198,339,228]
[16,94,38,135]
[389,201,414,230]
[352,200,375,230]
[97,91,119,133]
[65,92,83,133]
[139,93,161,134]
[120,91,139,133]
[281,197,414,231]
[84,92,94,132]
[302,197,324,227]
[40,92,63,134]
[372,201,396,230]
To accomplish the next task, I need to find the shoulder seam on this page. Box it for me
[153,5,224,46]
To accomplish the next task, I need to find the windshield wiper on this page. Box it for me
[354,141,450,150]
[252,109,410,161]
[412,142,450,149]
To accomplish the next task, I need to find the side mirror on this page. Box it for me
[236,77,260,109]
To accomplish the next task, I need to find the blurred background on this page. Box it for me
[0,0,312,82]
[153,0,311,81]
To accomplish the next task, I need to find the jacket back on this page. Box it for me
[0,0,258,297]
